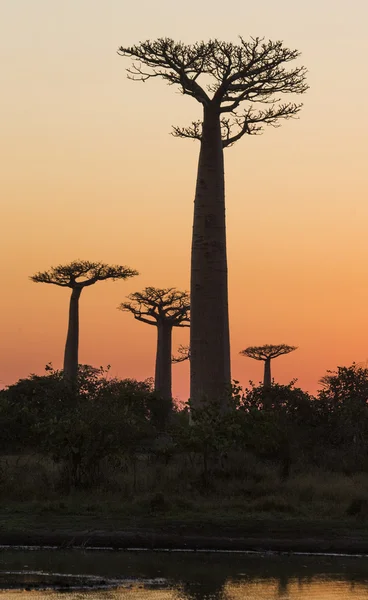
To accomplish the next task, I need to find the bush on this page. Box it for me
[0,365,157,489]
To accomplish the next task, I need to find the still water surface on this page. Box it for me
[0,548,367,599]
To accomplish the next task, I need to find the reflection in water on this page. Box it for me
[177,562,228,600]
[0,550,367,599]
[224,579,368,599]
[277,571,289,597]
[2,580,368,599]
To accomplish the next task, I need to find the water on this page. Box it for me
[0,547,367,599]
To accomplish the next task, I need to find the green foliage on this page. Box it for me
[2,362,368,497]
[0,365,156,489]
[240,379,312,414]
[235,380,314,478]
[316,365,368,467]
[318,364,368,406]
[184,396,240,456]
[0,364,66,452]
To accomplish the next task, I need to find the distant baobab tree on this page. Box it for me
[240,344,297,389]
[31,260,138,385]
[118,287,190,402]
[118,37,308,408]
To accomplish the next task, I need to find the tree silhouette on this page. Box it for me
[118,37,307,407]
[31,260,138,384]
[118,287,190,401]
[240,344,297,389]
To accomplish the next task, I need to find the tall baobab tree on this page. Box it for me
[118,287,190,401]
[240,344,297,389]
[31,260,138,385]
[118,37,308,407]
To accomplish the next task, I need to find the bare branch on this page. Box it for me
[222,102,303,146]
[118,303,158,326]
[172,345,191,364]
[118,287,190,327]
[118,36,308,147]
[118,38,211,105]
[172,121,202,141]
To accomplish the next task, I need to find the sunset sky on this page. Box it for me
[1,0,368,399]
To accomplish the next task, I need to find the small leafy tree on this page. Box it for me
[180,394,241,486]
[0,363,66,454]
[118,37,307,407]
[239,380,313,478]
[31,260,138,384]
[0,364,155,488]
[240,344,297,389]
[318,364,368,405]
[118,287,190,403]
[317,364,368,468]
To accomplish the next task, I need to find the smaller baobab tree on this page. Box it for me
[118,287,190,402]
[31,260,138,385]
[240,344,297,389]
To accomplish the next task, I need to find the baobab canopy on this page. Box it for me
[240,344,298,361]
[119,287,190,326]
[31,260,138,288]
[118,37,308,144]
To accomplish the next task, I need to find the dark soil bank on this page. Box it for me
[2,519,368,554]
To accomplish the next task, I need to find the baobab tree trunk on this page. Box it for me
[154,322,173,401]
[263,358,272,389]
[190,105,231,408]
[63,286,82,385]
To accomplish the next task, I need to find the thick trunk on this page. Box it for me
[190,106,231,408]
[263,358,272,389]
[154,321,173,401]
[63,286,82,385]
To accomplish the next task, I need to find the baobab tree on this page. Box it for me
[118,287,190,401]
[240,344,297,389]
[118,37,308,407]
[31,260,138,385]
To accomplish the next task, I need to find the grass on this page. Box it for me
[1,453,368,539]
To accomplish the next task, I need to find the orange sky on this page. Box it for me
[1,0,368,399]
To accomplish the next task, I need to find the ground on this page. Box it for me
[1,502,368,553]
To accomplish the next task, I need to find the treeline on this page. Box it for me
[1,363,368,499]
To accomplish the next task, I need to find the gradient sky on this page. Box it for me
[1,0,368,398]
